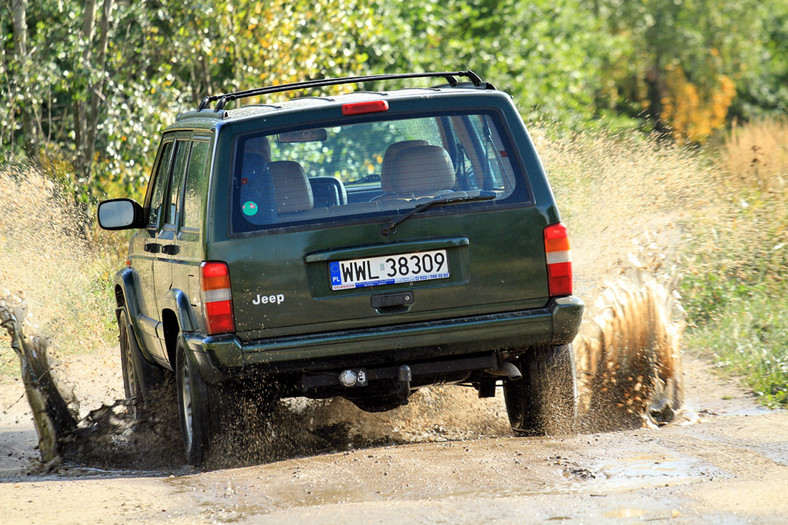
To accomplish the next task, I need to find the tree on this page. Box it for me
[594,0,776,141]
[1,0,378,201]
[367,0,619,126]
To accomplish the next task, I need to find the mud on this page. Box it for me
[2,355,786,523]
[1,271,686,474]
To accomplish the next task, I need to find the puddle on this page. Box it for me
[591,452,727,490]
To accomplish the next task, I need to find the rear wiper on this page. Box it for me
[381,192,497,236]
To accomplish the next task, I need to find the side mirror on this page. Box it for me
[97,198,144,230]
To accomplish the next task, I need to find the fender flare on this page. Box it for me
[113,266,159,364]
[161,287,201,335]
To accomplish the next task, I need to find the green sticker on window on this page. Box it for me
[242,201,259,216]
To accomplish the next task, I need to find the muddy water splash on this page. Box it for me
[575,277,685,431]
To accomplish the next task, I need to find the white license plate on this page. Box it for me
[330,250,449,290]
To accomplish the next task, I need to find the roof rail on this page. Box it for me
[197,70,491,112]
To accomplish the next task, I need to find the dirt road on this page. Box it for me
[1,347,786,524]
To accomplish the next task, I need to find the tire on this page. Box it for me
[176,339,223,466]
[118,309,165,419]
[504,344,578,436]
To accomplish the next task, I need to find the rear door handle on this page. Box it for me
[161,245,180,255]
[144,243,161,253]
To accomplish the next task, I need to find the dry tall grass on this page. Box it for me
[0,165,117,370]
[717,117,788,195]
[682,118,787,310]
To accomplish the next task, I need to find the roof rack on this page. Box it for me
[197,70,491,112]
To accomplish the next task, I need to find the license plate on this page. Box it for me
[330,250,449,290]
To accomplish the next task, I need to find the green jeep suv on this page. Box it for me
[98,71,584,466]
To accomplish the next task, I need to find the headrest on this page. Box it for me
[269,161,313,214]
[391,145,455,195]
[239,153,274,225]
[241,152,269,179]
[380,140,429,193]
[246,136,271,162]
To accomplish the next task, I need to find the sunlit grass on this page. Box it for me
[680,117,787,406]
[0,164,121,377]
[684,290,788,407]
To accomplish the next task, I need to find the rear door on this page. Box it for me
[169,137,211,332]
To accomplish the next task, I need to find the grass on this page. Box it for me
[0,164,121,378]
[683,290,788,407]
[680,117,788,407]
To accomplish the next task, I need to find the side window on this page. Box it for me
[182,141,209,229]
[165,140,190,226]
[465,114,517,194]
[147,141,174,226]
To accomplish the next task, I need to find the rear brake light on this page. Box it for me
[544,223,573,297]
[200,261,235,335]
[341,100,389,115]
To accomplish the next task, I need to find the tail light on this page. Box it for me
[544,223,573,297]
[200,261,235,335]
[341,100,389,115]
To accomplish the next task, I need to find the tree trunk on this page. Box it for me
[9,0,38,156]
[73,0,114,184]
[84,0,114,183]
[74,0,96,179]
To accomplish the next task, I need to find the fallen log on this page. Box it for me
[0,288,78,465]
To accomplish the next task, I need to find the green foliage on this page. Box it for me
[364,0,788,139]
[1,0,379,204]
[3,0,787,200]
[733,1,788,117]
[368,0,624,127]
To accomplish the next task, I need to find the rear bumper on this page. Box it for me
[185,295,584,383]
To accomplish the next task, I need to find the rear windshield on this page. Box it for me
[231,111,529,233]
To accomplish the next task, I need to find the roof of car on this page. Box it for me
[172,71,501,128]
[173,85,502,130]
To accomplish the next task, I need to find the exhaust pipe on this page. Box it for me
[487,360,522,381]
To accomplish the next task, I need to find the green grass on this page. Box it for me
[678,184,787,406]
[682,284,788,407]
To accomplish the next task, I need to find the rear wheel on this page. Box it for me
[176,339,223,466]
[118,309,165,419]
[504,344,578,436]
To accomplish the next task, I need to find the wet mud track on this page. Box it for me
[1,357,787,524]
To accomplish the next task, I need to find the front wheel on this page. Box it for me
[504,344,578,436]
[176,340,222,466]
[118,309,165,419]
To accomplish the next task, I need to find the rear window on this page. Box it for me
[231,111,529,233]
